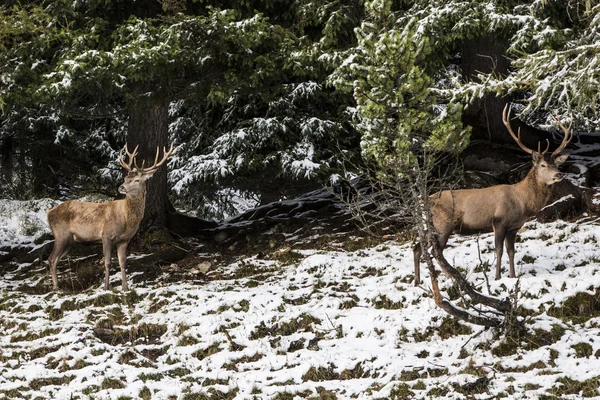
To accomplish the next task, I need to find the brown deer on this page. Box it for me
[46,143,176,291]
[413,105,572,285]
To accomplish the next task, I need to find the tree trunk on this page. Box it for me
[0,136,13,186]
[127,93,170,229]
[461,35,554,149]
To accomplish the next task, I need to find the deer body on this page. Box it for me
[47,144,175,291]
[413,106,572,285]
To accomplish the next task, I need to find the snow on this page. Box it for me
[2,204,600,398]
[0,199,57,250]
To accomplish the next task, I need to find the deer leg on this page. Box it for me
[493,223,507,280]
[102,238,113,291]
[505,229,518,278]
[48,236,72,291]
[116,242,129,291]
[413,232,450,286]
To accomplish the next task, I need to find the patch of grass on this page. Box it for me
[82,385,100,395]
[11,327,61,343]
[118,350,138,365]
[452,377,490,396]
[272,391,312,400]
[60,299,78,311]
[521,255,536,264]
[374,384,414,400]
[222,353,263,371]
[312,386,338,400]
[93,320,167,345]
[140,346,168,361]
[572,342,593,358]
[168,367,191,377]
[148,298,169,313]
[91,292,122,307]
[524,325,566,351]
[546,348,559,368]
[524,383,542,391]
[459,359,487,376]
[59,359,90,372]
[30,375,75,390]
[287,338,305,352]
[181,388,239,400]
[138,372,165,382]
[372,294,404,310]
[339,363,370,380]
[178,335,200,346]
[193,342,222,360]
[30,345,61,360]
[496,360,547,373]
[426,386,449,397]
[232,261,264,279]
[277,250,304,266]
[438,317,473,339]
[201,378,230,387]
[548,288,600,323]
[414,317,472,342]
[302,364,340,382]
[493,324,564,357]
[250,313,321,339]
[548,376,600,397]
[0,387,28,399]
[46,306,64,321]
[101,377,125,390]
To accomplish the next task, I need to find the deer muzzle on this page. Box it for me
[118,185,126,194]
[552,172,565,183]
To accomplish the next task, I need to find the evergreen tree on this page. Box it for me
[0,1,362,223]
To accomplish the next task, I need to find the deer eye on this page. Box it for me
[541,164,547,168]
[135,179,140,183]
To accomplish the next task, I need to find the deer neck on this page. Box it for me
[124,191,146,225]
[516,168,552,215]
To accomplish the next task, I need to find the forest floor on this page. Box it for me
[2,197,600,399]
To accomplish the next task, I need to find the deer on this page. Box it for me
[46,143,176,291]
[413,105,572,285]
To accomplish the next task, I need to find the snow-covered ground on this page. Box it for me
[1,204,600,399]
[0,199,57,251]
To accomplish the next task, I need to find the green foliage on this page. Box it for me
[0,1,362,217]
[332,1,470,182]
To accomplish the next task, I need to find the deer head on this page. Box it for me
[502,105,572,186]
[118,143,176,196]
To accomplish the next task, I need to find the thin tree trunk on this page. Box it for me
[1,137,13,186]
[127,92,170,229]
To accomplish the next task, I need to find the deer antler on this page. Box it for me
[503,105,533,155]
[502,104,550,155]
[551,116,573,158]
[139,143,178,173]
[119,144,139,172]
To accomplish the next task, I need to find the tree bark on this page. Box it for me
[127,92,170,229]
[1,136,13,186]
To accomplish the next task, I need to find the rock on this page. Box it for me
[196,261,211,273]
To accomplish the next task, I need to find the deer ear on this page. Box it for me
[554,154,569,165]
[532,152,541,163]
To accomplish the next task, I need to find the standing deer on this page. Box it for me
[46,143,176,291]
[413,105,572,285]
